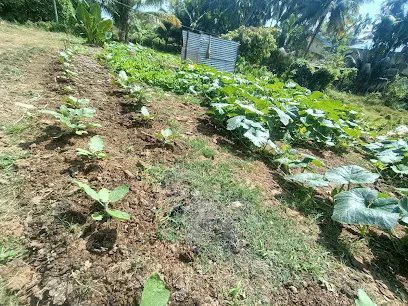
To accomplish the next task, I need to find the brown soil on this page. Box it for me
[1,23,407,306]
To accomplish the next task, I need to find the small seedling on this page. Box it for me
[64,86,73,93]
[73,180,130,221]
[154,128,180,145]
[76,135,109,160]
[116,70,130,88]
[40,105,100,136]
[64,69,78,77]
[65,95,89,109]
[139,273,170,306]
[133,106,157,121]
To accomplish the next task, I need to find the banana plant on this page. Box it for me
[76,135,109,160]
[75,1,113,45]
[73,181,130,221]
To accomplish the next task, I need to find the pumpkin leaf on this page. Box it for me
[140,273,170,306]
[332,188,399,229]
[355,289,377,306]
[109,185,129,202]
[284,173,330,187]
[88,135,104,152]
[325,165,379,185]
[106,208,130,221]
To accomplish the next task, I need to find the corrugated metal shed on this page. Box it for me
[181,30,240,73]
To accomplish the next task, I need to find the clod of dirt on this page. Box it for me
[124,169,135,179]
[86,228,118,254]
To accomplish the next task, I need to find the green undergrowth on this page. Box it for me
[146,138,333,303]
[326,89,408,132]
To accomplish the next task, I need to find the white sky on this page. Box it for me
[360,0,383,19]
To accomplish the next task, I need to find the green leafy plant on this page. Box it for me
[332,188,400,236]
[101,42,363,151]
[364,137,408,179]
[40,105,100,136]
[64,86,73,93]
[274,147,324,173]
[355,289,377,306]
[155,128,180,145]
[139,273,170,306]
[75,1,113,45]
[65,96,89,109]
[76,135,109,160]
[134,106,158,121]
[73,180,130,221]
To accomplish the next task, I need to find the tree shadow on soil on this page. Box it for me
[19,125,92,151]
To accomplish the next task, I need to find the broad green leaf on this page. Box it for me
[325,166,379,185]
[118,70,128,86]
[141,106,150,117]
[243,128,269,147]
[76,148,92,156]
[399,198,408,224]
[227,116,246,130]
[272,107,291,126]
[284,173,330,187]
[390,164,408,174]
[300,153,325,167]
[355,289,377,306]
[73,180,100,202]
[91,213,104,221]
[106,208,130,221]
[98,19,113,33]
[308,91,323,99]
[109,185,129,203]
[98,188,110,203]
[161,128,173,138]
[332,188,399,229]
[89,135,104,152]
[376,149,404,164]
[140,273,170,306]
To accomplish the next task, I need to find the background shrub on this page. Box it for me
[0,0,74,26]
[222,26,278,65]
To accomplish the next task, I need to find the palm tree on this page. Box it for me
[303,0,368,55]
[99,0,166,42]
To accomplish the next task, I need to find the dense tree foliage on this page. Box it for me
[0,0,74,25]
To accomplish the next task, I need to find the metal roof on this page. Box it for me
[181,30,240,73]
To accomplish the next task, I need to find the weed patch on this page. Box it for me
[149,157,333,302]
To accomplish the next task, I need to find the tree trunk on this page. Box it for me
[304,13,326,56]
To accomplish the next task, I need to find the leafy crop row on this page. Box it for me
[100,42,364,150]
[99,42,408,242]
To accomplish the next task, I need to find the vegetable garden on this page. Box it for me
[1,23,408,306]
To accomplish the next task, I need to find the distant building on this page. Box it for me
[308,35,333,56]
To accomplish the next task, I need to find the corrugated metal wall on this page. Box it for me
[181,30,239,73]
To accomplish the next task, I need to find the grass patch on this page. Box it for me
[0,238,25,265]
[186,137,217,159]
[0,279,21,306]
[326,89,408,133]
[147,157,333,303]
